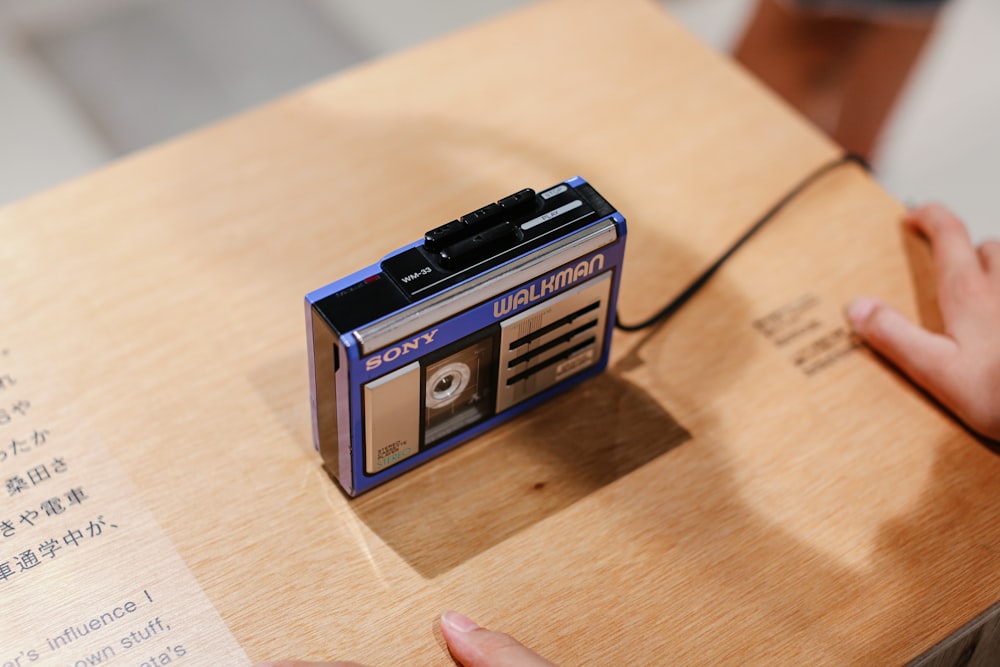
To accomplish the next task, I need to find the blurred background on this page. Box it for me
[0,0,997,238]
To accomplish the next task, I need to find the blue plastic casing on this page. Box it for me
[306,177,626,496]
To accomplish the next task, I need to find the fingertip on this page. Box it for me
[902,210,921,232]
[846,296,880,333]
[439,614,555,667]
[917,203,969,235]
[905,202,957,233]
[847,298,911,359]
[908,201,947,219]
[846,297,957,391]
[441,610,480,634]
[439,611,487,666]
[854,300,906,352]
[903,203,934,235]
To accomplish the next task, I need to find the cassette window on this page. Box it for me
[422,330,499,447]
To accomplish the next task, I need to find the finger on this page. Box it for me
[979,239,1000,276]
[440,611,558,667]
[847,297,959,396]
[905,204,981,281]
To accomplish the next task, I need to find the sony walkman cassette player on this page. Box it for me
[306,177,627,496]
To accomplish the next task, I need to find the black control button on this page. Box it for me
[425,203,504,252]
[424,219,465,252]
[438,221,519,269]
[498,188,538,214]
[460,202,502,228]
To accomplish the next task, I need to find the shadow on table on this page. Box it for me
[227,106,730,579]
[350,371,691,579]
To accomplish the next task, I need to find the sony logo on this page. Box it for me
[365,329,439,372]
[493,254,605,318]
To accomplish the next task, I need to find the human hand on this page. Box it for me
[847,204,1000,441]
[438,610,557,667]
[252,610,556,667]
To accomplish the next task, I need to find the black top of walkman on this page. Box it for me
[315,182,616,335]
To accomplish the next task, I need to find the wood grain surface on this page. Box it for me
[2,0,998,664]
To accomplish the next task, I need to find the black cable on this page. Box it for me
[615,153,871,332]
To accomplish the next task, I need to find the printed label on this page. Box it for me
[0,346,249,666]
[753,294,860,376]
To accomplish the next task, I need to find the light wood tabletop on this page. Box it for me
[2,0,998,665]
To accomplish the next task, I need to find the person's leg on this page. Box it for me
[832,17,935,159]
[735,0,865,135]
[735,0,938,161]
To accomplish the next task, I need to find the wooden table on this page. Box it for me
[3,1,998,664]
